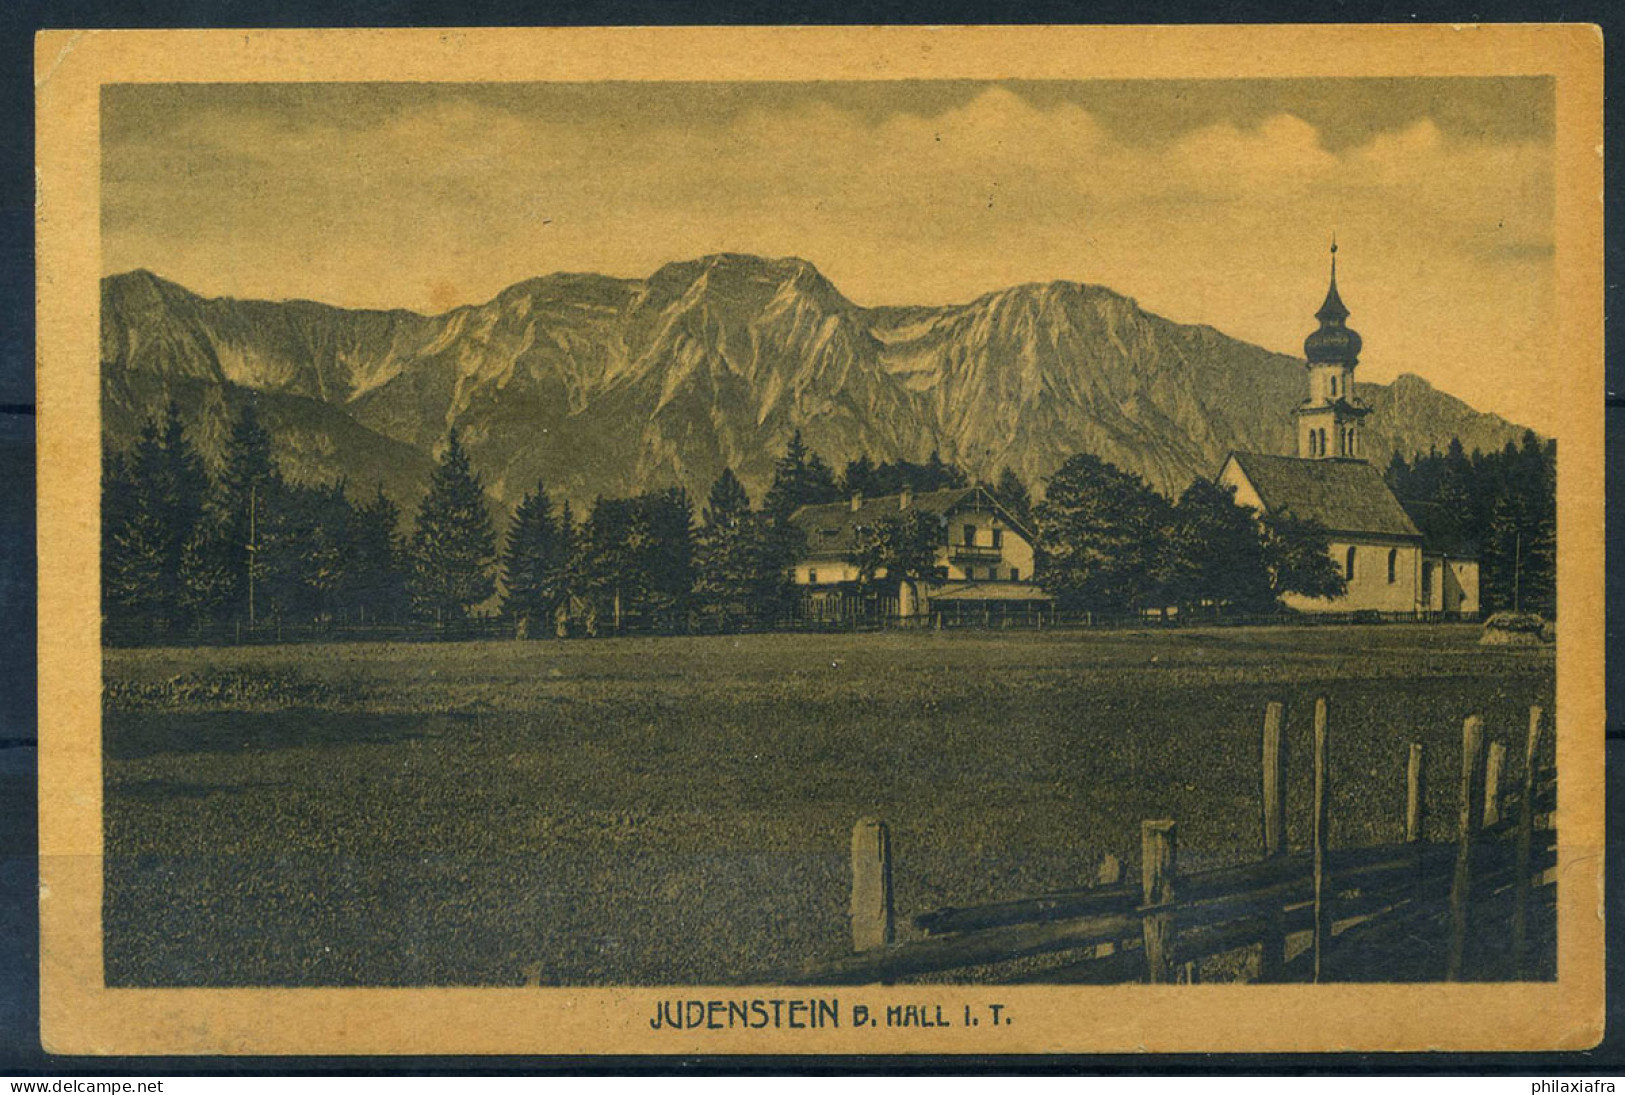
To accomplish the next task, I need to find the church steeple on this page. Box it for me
[1296,238,1370,460]
[1315,238,1349,322]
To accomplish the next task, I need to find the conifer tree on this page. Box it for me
[114,404,209,634]
[501,480,567,633]
[214,401,280,624]
[703,468,751,528]
[992,468,1033,528]
[346,484,408,624]
[763,431,841,520]
[694,471,783,629]
[408,430,496,626]
[838,455,877,499]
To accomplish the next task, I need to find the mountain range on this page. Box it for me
[101,253,1533,515]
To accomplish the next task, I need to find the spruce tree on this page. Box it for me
[763,431,840,520]
[117,405,208,634]
[501,480,566,633]
[408,430,497,626]
[346,484,408,624]
[695,471,762,628]
[215,401,280,624]
[704,468,751,528]
[839,455,877,499]
[992,468,1033,528]
[763,430,810,521]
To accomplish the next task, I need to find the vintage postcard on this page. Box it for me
[34,25,1603,1055]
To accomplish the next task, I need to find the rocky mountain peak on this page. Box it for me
[100,256,1535,513]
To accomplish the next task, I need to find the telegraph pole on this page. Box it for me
[1513,531,1522,613]
[248,481,257,627]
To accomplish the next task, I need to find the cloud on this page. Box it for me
[101,82,1558,434]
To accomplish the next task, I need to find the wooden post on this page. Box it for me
[1406,743,1425,843]
[1447,715,1487,981]
[1513,705,1544,978]
[850,818,894,952]
[1311,696,1330,983]
[1261,702,1287,857]
[1141,820,1177,984]
[1258,702,1287,982]
[1094,854,1124,958]
[1484,741,1507,828]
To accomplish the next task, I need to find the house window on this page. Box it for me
[1010,566,1020,581]
[808,568,818,585]
[992,528,1004,548]
[1387,548,1397,584]
[1345,546,1357,581]
[1422,563,1434,603]
[963,525,976,546]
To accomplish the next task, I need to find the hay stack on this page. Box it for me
[1480,611,1550,646]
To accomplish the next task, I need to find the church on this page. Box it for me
[1217,244,1480,616]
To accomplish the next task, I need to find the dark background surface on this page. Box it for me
[0,0,1620,1075]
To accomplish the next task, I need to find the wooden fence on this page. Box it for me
[786,702,1556,985]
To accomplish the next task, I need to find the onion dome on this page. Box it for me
[1303,240,1362,364]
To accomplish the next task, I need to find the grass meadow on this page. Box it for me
[102,625,1554,986]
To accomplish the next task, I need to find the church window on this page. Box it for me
[1387,548,1397,584]
[1345,546,1357,581]
[1319,428,1328,456]
[1330,374,1338,398]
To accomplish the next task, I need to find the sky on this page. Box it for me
[101,78,1557,434]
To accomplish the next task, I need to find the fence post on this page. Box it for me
[1447,715,1487,981]
[1262,702,1287,857]
[1259,702,1287,982]
[1513,705,1544,978]
[850,818,894,953]
[1093,854,1124,959]
[1141,820,1178,984]
[1484,741,1507,828]
[1406,743,1425,844]
[1311,696,1330,983]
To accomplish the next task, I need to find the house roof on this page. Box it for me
[789,485,1030,561]
[1225,452,1421,540]
[931,581,1053,603]
[1400,500,1481,560]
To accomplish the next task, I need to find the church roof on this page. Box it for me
[1226,452,1422,540]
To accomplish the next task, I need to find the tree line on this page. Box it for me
[101,403,1546,644]
[1384,432,1556,617]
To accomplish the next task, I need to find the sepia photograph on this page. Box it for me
[33,25,1604,1055]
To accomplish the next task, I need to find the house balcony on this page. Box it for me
[948,544,1005,563]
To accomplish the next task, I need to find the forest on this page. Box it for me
[99,401,1555,643]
